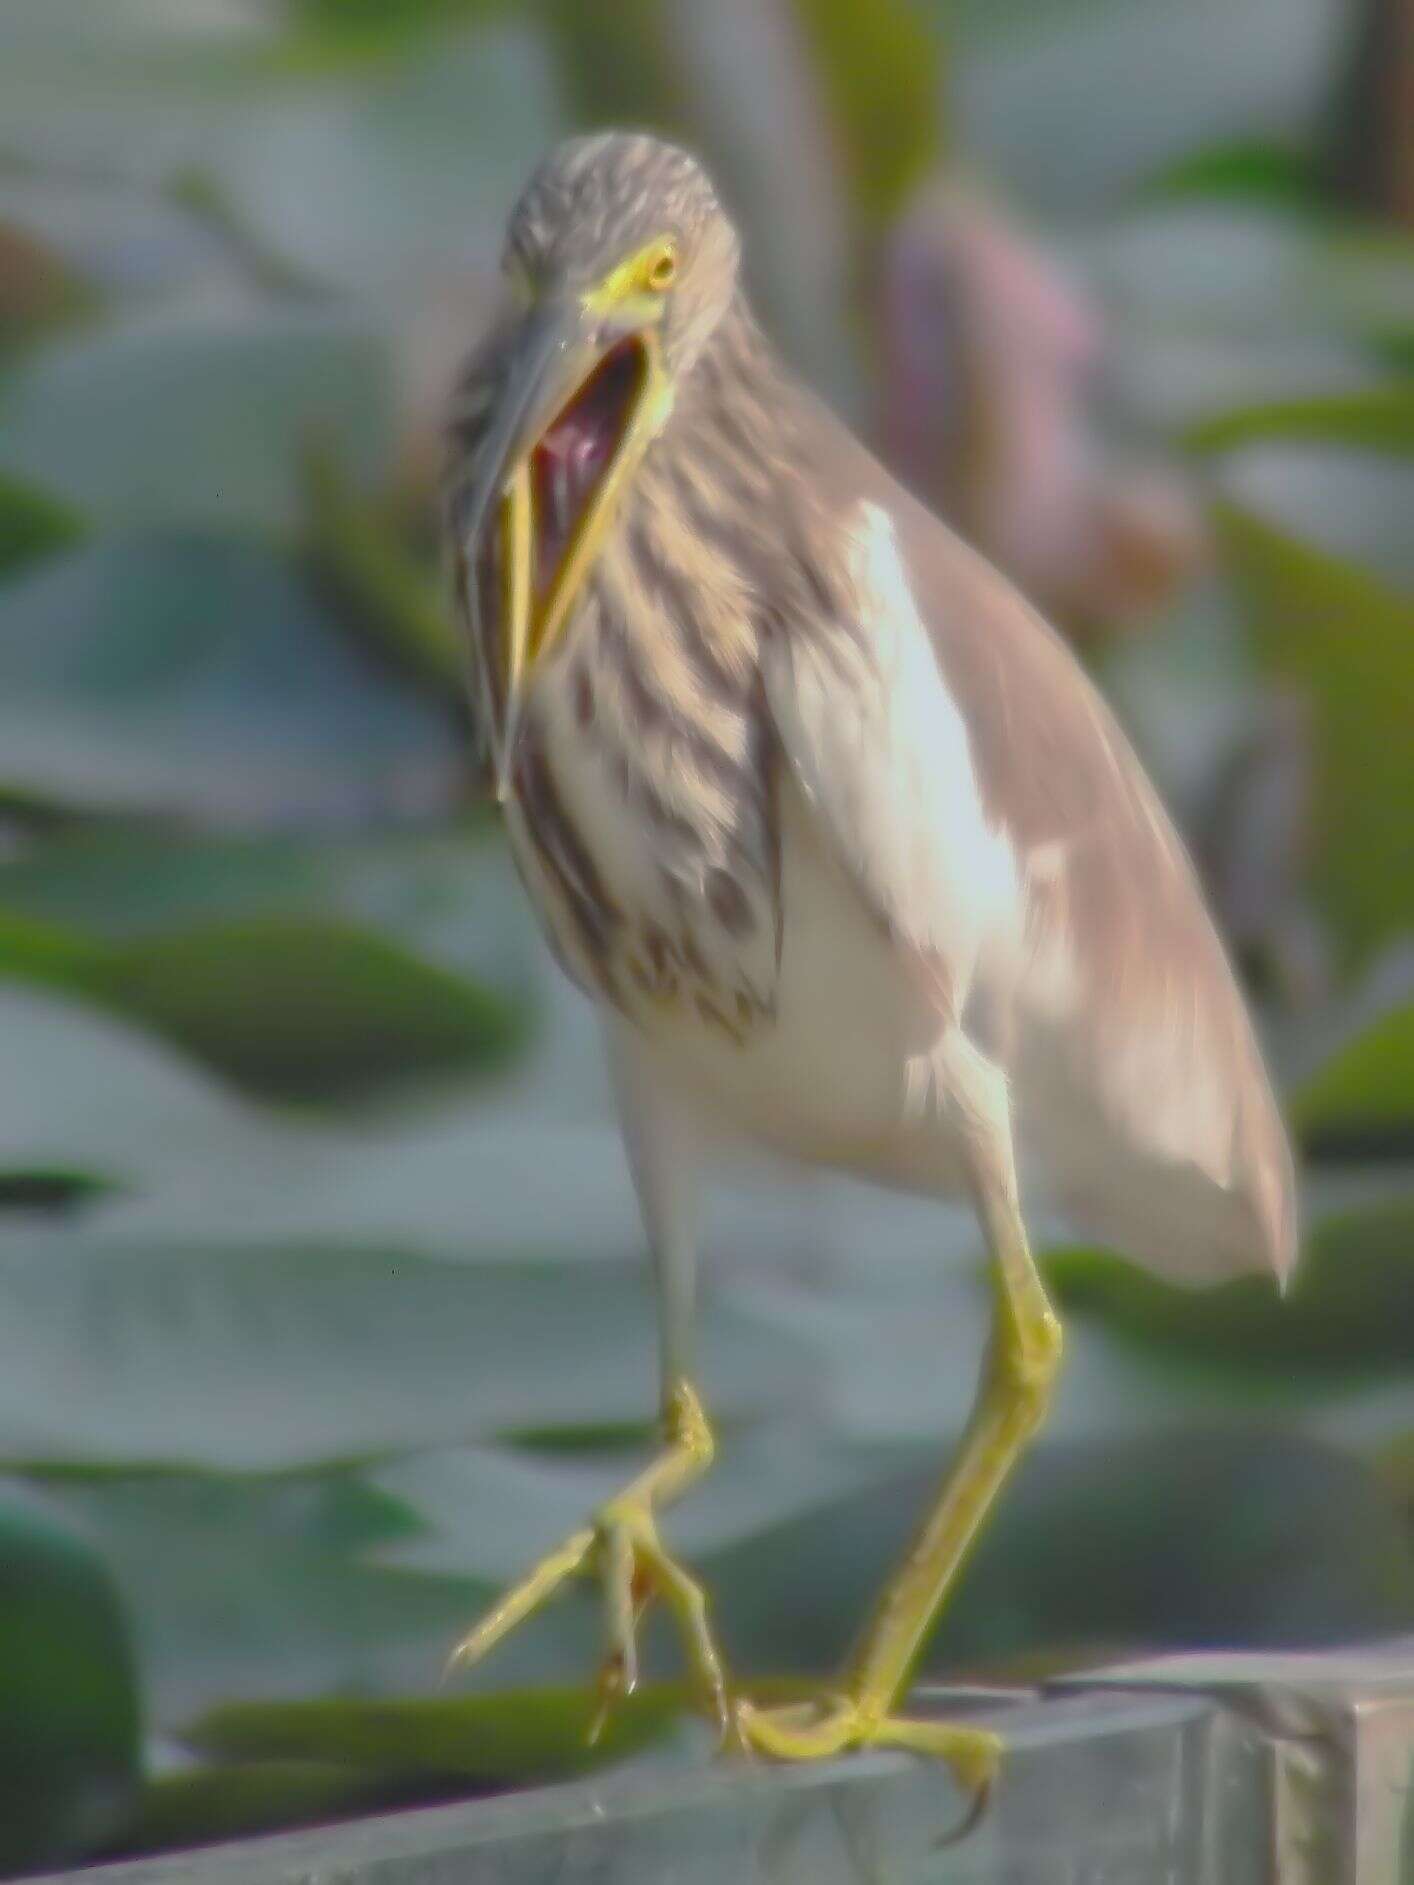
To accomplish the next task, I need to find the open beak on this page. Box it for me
[459,295,670,800]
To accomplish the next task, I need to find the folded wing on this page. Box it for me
[764,404,1296,1287]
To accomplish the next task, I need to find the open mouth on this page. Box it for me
[526,336,647,628]
[471,318,662,796]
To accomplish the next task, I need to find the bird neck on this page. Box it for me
[562,285,857,772]
[620,293,858,655]
[577,291,790,695]
[669,292,801,510]
[532,291,788,908]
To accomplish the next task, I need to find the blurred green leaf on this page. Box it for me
[0,829,528,1101]
[1185,385,1414,454]
[0,1486,140,1874]
[1216,503,1414,963]
[535,0,671,124]
[0,833,531,1100]
[1295,999,1414,1155]
[113,1762,383,1860]
[1374,1430,1414,1515]
[1083,203,1414,343]
[1072,202,1414,437]
[212,21,560,300]
[0,309,390,539]
[1111,328,1380,438]
[0,7,555,298]
[0,826,543,1093]
[945,0,1340,213]
[0,214,93,358]
[276,0,506,68]
[1216,442,1413,588]
[0,980,616,1264]
[0,827,511,969]
[1138,137,1322,207]
[704,1428,1414,1681]
[0,0,269,84]
[13,1466,490,1726]
[0,534,462,825]
[24,1468,807,1738]
[0,171,239,307]
[162,170,331,303]
[0,982,306,1206]
[99,918,524,1103]
[948,1429,1414,1667]
[0,469,83,578]
[303,444,464,696]
[792,0,939,224]
[1324,226,1414,346]
[0,1233,815,1472]
[186,1684,679,1784]
[1043,1197,1414,1379]
[0,1168,118,1215]
[0,908,102,986]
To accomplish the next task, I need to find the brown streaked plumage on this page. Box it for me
[441,131,1297,1779]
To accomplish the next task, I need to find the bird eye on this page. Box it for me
[645,241,678,291]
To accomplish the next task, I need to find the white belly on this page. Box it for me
[619,774,979,1199]
[526,688,1281,1285]
[606,767,1283,1293]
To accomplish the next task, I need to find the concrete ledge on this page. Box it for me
[35,1644,1414,1885]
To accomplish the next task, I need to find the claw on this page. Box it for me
[583,1509,644,1747]
[599,1513,640,1699]
[587,1649,626,1746]
[446,1491,733,1747]
[447,1383,729,1738]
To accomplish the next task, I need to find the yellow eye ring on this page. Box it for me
[645,242,678,291]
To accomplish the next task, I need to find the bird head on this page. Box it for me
[452,133,740,794]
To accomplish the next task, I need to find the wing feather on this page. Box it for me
[765,397,1296,1284]
[762,500,1021,1017]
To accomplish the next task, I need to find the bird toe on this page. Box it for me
[733,1690,1002,1793]
[590,1497,732,1742]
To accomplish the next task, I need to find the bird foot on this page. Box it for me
[447,1488,732,1743]
[733,1690,1001,1794]
[587,1493,733,1741]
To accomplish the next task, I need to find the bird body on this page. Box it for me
[466,295,1292,1287]
[442,132,1296,1776]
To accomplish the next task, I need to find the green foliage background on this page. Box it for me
[0,0,1410,1867]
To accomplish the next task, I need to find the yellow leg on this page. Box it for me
[455,1048,737,1740]
[846,1223,1062,1717]
[448,1378,731,1734]
[735,1037,1063,1793]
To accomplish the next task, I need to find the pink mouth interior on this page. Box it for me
[531,338,644,607]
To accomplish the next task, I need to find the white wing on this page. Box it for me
[762,499,1022,1018]
[763,487,1294,1286]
